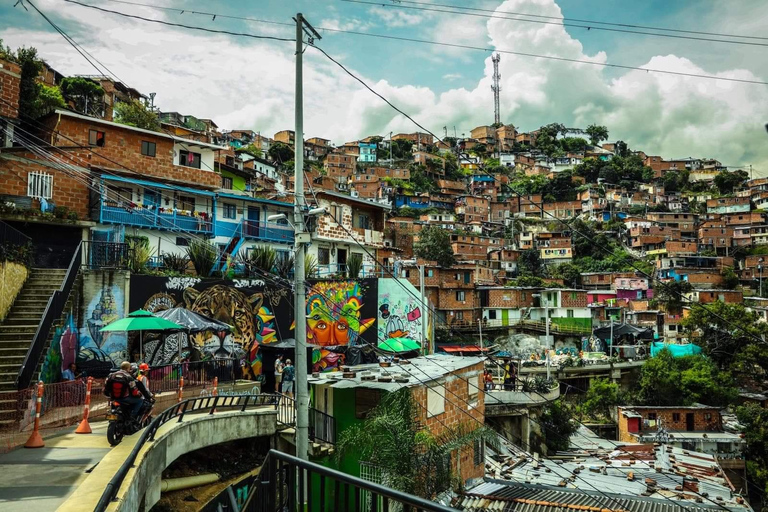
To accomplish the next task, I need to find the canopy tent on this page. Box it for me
[592,323,655,342]
[378,337,421,354]
[154,307,232,361]
[650,342,702,357]
[100,309,184,362]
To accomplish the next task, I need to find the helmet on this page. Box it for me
[139,363,149,372]
[129,363,139,376]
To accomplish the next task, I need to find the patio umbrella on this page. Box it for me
[100,309,184,362]
[378,337,421,353]
[154,307,233,360]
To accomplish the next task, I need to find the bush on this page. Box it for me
[162,253,189,273]
[186,240,217,277]
[127,237,152,274]
[0,241,34,268]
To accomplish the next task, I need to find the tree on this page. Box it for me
[614,140,630,157]
[721,266,740,289]
[548,262,581,287]
[539,400,577,453]
[655,279,693,312]
[267,141,294,165]
[638,349,737,407]
[581,378,620,420]
[414,226,455,268]
[238,143,262,158]
[714,170,749,195]
[391,139,414,159]
[736,404,768,503]
[13,46,65,121]
[336,389,495,499]
[585,124,609,146]
[518,249,542,276]
[114,100,160,131]
[59,77,104,116]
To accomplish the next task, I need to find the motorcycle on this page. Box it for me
[106,399,155,446]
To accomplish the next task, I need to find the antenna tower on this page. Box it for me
[491,53,501,126]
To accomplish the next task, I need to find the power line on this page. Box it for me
[60,0,768,86]
[341,0,768,47]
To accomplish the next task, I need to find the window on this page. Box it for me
[318,247,330,265]
[672,413,681,422]
[488,310,497,320]
[456,311,464,320]
[704,413,713,421]
[468,377,479,401]
[141,140,156,157]
[570,292,578,300]
[648,412,657,421]
[521,291,527,301]
[357,213,371,229]
[27,171,53,199]
[179,149,202,169]
[176,236,190,247]
[717,442,731,453]
[567,309,574,318]
[223,203,236,219]
[177,195,195,212]
[222,176,233,190]
[427,269,434,277]
[89,129,105,147]
[456,291,466,301]
[503,292,511,301]
[473,439,484,466]
[427,385,445,417]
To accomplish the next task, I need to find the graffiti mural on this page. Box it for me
[129,276,291,374]
[78,282,128,376]
[301,280,376,347]
[377,278,431,347]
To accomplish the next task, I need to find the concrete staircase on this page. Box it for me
[0,268,66,394]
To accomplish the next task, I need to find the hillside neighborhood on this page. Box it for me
[0,28,767,512]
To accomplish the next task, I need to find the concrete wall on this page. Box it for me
[0,261,27,322]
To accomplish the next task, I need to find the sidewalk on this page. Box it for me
[0,422,111,512]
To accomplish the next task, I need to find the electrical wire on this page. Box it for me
[341,0,768,47]
[59,0,768,86]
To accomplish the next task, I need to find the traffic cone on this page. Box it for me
[25,381,45,448]
[75,377,93,434]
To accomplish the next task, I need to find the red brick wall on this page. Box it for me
[486,288,535,308]
[0,59,21,119]
[0,152,92,218]
[43,116,220,188]
[561,290,588,307]
[438,289,476,310]
[618,407,721,442]
[411,361,485,485]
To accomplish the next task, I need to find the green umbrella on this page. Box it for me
[101,309,184,362]
[378,337,421,353]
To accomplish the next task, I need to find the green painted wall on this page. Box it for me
[550,317,592,330]
[221,168,247,192]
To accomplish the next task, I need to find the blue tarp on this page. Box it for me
[650,342,702,357]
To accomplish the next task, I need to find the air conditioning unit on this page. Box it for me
[351,190,359,198]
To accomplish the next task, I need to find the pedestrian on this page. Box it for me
[484,369,494,391]
[274,354,285,393]
[503,360,513,391]
[282,359,295,398]
[138,363,150,394]
[61,363,78,381]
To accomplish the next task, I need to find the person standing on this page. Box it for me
[274,354,285,393]
[282,359,295,398]
[61,363,77,381]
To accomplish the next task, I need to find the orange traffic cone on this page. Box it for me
[177,375,184,403]
[75,377,93,434]
[25,381,45,448]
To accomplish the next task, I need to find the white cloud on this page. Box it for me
[443,73,462,81]
[3,0,767,173]
[368,6,425,27]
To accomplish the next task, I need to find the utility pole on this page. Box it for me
[389,131,393,169]
[293,12,321,462]
[609,317,614,358]
[477,317,483,350]
[544,295,550,380]
[420,264,427,354]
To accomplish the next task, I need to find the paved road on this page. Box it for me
[0,422,111,512]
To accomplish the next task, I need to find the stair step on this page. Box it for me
[3,318,44,326]
[0,325,41,334]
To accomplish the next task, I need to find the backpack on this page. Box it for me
[105,371,132,399]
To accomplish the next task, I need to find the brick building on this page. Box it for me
[324,152,358,179]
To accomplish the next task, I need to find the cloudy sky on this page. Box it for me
[2,0,767,172]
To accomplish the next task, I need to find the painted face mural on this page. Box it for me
[300,281,375,347]
[312,349,345,373]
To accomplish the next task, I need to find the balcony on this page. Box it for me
[99,201,213,234]
[228,220,294,243]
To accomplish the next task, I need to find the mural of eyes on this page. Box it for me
[334,320,350,344]
[313,320,333,345]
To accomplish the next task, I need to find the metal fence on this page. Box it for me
[146,358,239,394]
[82,240,131,270]
[0,219,31,247]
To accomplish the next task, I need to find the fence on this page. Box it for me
[0,219,31,247]
[146,358,239,394]
[82,240,131,270]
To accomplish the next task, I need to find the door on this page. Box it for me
[247,206,260,237]
[686,413,695,431]
[502,309,509,327]
[337,248,347,274]
[143,189,160,209]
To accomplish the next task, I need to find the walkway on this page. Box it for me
[0,422,111,512]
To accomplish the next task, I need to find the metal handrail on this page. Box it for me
[94,393,280,512]
[16,242,82,389]
[244,449,455,512]
[0,219,32,246]
[275,394,337,445]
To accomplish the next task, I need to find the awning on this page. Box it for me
[440,345,487,353]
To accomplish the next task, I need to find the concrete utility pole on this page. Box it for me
[478,317,484,350]
[293,12,321,462]
[544,295,550,380]
[420,264,427,354]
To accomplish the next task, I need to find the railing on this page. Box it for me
[94,393,280,512]
[0,219,31,246]
[16,242,82,390]
[243,450,455,512]
[315,263,394,278]
[100,201,213,234]
[242,220,295,243]
[82,241,132,270]
[146,358,239,394]
[310,407,336,445]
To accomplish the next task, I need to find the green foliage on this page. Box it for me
[721,266,740,290]
[614,140,630,157]
[548,263,581,287]
[655,279,693,312]
[242,245,277,276]
[506,275,548,288]
[237,143,262,158]
[539,400,577,453]
[510,170,578,202]
[304,252,318,278]
[127,237,152,274]
[662,170,689,192]
[185,240,217,276]
[559,136,589,153]
[336,388,496,498]
[0,241,34,268]
[714,170,749,195]
[585,124,609,145]
[8,45,66,120]
[274,254,294,278]
[268,141,294,164]
[409,164,437,193]
[59,77,103,115]
[639,349,737,407]
[534,123,567,157]
[736,404,768,499]
[573,155,652,185]
[114,100,160,131]
[518,249,542,276]
[162,253,189,273]
[581,378,620,420]
[346,253,363,278]
[391,139,414,160]
[414,226,455,268]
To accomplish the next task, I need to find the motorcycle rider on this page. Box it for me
[104,361,154,424]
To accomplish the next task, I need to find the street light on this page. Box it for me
[759,258,764,296]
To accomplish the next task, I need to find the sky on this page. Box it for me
[1,0,767,173]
